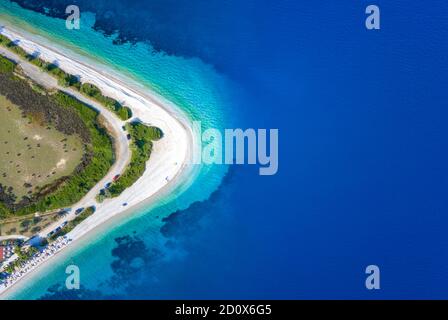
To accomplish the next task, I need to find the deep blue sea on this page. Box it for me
[1,0,448,299]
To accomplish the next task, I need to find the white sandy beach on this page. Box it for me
[0,25,198,297]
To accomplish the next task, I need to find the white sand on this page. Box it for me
[0,25,198,297]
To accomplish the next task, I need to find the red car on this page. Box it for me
[113,174,120,182]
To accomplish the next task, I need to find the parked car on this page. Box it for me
[57,210,66,216]
[75,207,84,215]
[113,174,120,182]
[58,208,71,214]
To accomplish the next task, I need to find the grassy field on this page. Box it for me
[0,94,84,201]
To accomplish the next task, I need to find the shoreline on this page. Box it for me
[0,24,198,298]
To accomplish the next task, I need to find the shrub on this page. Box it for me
[117,106,133,120]
[0,55,15,73]
[106,122,162,198]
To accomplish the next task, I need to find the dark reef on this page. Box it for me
[10,0,247,72]
[38,167,239,299]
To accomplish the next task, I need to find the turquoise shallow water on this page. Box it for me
[3,0,448,299]
[0,0,235,299]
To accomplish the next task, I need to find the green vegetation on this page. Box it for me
[0,53,115,218]
[0,34,71,86]
[105,122,163,198]
[17,92,115,215]
[0,203,10,221]
[0,55,15,73]
[0,34,164,227]
[2,206,95,273]
[0,33,132,120]
[0,34,9,46]
[80,83,132,120]
[45,63,79,88]
[48,206,95,241]
[0,95,84,200]
[3,246,38,274]
[0,211,62,237]
[6,41,28,58]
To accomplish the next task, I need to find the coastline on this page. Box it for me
[0,24,198,298]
